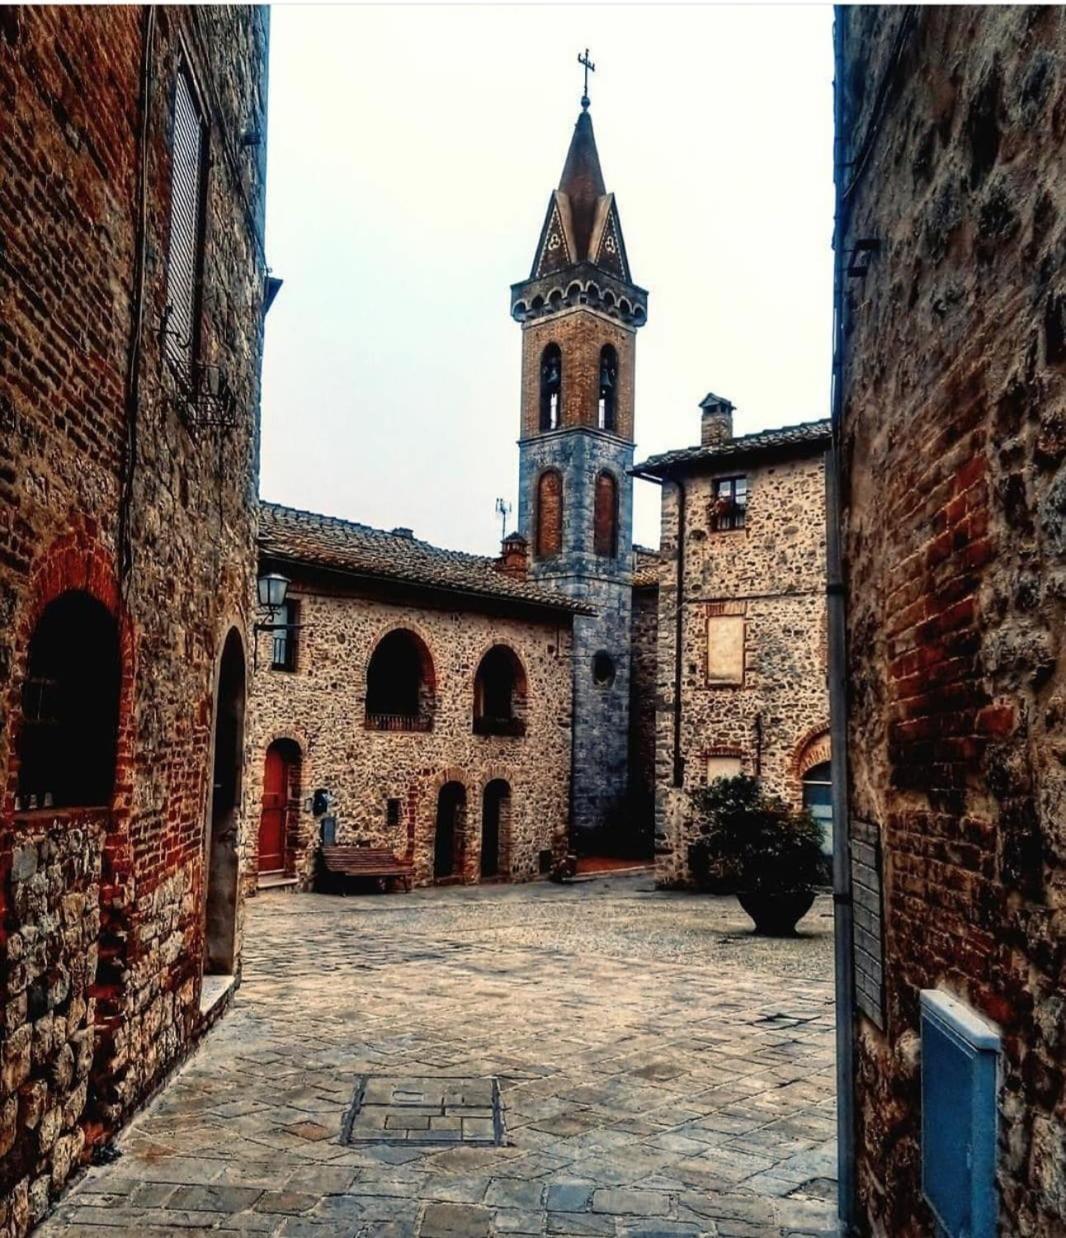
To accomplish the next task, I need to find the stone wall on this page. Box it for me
[628,582,659,812]
[518,430,635,838]
[653,451,829,884]
[0,7,268,1228]
[244,576,574,890]
[838,8,1066,1234]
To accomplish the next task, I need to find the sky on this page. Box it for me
[260,4,835,555]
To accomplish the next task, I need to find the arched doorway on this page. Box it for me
[434,781,466,881]
[258,739,300,876]
[481,780,511,879]
[205,629,245,976]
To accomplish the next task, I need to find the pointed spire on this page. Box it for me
[558,109,606,262]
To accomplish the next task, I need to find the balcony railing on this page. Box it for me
[365,712,433,733]
[473,716,527,738]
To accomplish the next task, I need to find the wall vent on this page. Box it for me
[920,989,1001,1238]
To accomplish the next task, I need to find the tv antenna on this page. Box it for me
[495,497,512,541]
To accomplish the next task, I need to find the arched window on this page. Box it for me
[597,344,618,431]
[365,629,435,731]
[17,590,120,810]
[473,645,528,736]
[593,470,619,558]
[803,760,834,858]
[540,343,562,431]
[536,469,564,558]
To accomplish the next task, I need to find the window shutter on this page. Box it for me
[165,67,206,381]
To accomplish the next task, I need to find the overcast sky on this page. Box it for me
[260,3,835,554]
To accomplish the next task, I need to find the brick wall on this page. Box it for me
[653,451,829,884]
[244,576,574,890]
[520,310,636,441]
[839,7,1065,1233]
[0,7,268,1229]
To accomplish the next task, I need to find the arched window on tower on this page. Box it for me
[597,344,618,431]
[535,469,564,557]
[593,471,619,558]
[540,343,562,431]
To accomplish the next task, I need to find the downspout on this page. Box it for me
[671,478,686,788]
[829,6,857,1232]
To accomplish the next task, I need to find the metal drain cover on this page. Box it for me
[341,1076,504,1145]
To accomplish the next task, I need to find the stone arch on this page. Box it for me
[792,725,832,782]
[364,625,437,731]
[472,643,529,736]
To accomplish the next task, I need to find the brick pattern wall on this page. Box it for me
[244,579,574,890]
[654,452,829,884]
[839,8,1066,1234]
[0,8,267,1229]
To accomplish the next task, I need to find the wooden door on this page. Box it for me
[258,744,288,873]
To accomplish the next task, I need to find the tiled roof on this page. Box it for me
[258,503,592,615]
[633,418,832,477]
[632,545,663,588]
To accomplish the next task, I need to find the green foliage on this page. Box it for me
[688,775,826,895]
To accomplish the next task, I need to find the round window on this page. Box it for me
[592,651,616,687]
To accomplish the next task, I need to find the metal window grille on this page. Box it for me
[164,66,207,384]
[712,477,748,531]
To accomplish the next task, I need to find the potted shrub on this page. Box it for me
[688,774,827,935]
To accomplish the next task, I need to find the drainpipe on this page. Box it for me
[829,6,857,1232]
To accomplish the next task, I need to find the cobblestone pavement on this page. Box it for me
[42,877,838,1237]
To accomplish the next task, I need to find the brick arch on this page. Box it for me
[5,529,137,816]
[361,618,439,693]
[792,725,832,782]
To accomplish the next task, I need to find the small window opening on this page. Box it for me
[711,476,748,531]
[271,599,299,672]
[474,646,528,737]
[540,343,562,431]
[17,591,120,810]
[597,344,618,431]
[592,651,616,687]
[386,797,401,827]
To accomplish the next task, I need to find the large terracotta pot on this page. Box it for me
[737,890,815,936]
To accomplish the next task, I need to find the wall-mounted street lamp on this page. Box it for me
[253,572,301,669]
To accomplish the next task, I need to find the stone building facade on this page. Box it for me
[634,403,831,886]
[512,100,648,844]
[0,7,269,1232]
[244,504,579,891]
[836,8,1066,1235]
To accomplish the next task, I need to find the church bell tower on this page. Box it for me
[511,65,648,839]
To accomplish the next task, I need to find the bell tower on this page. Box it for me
[511,74,648,840]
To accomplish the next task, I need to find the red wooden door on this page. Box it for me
[258,745,288,873]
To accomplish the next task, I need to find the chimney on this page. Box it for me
[391,526,414,539]
[700,393,735,447]
[496,531,529,579]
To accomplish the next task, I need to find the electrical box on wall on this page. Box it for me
[920,989,1001,1238]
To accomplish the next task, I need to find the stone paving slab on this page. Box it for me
[39,878,838,1236]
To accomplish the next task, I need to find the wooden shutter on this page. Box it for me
[165,67,207,380]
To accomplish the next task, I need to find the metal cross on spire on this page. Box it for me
[578,48,595,110]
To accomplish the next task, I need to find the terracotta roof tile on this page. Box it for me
[634,418,832,477]
[258,502,592,615]
[633,545,663,588]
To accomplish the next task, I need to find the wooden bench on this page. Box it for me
[318,845,413,893]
